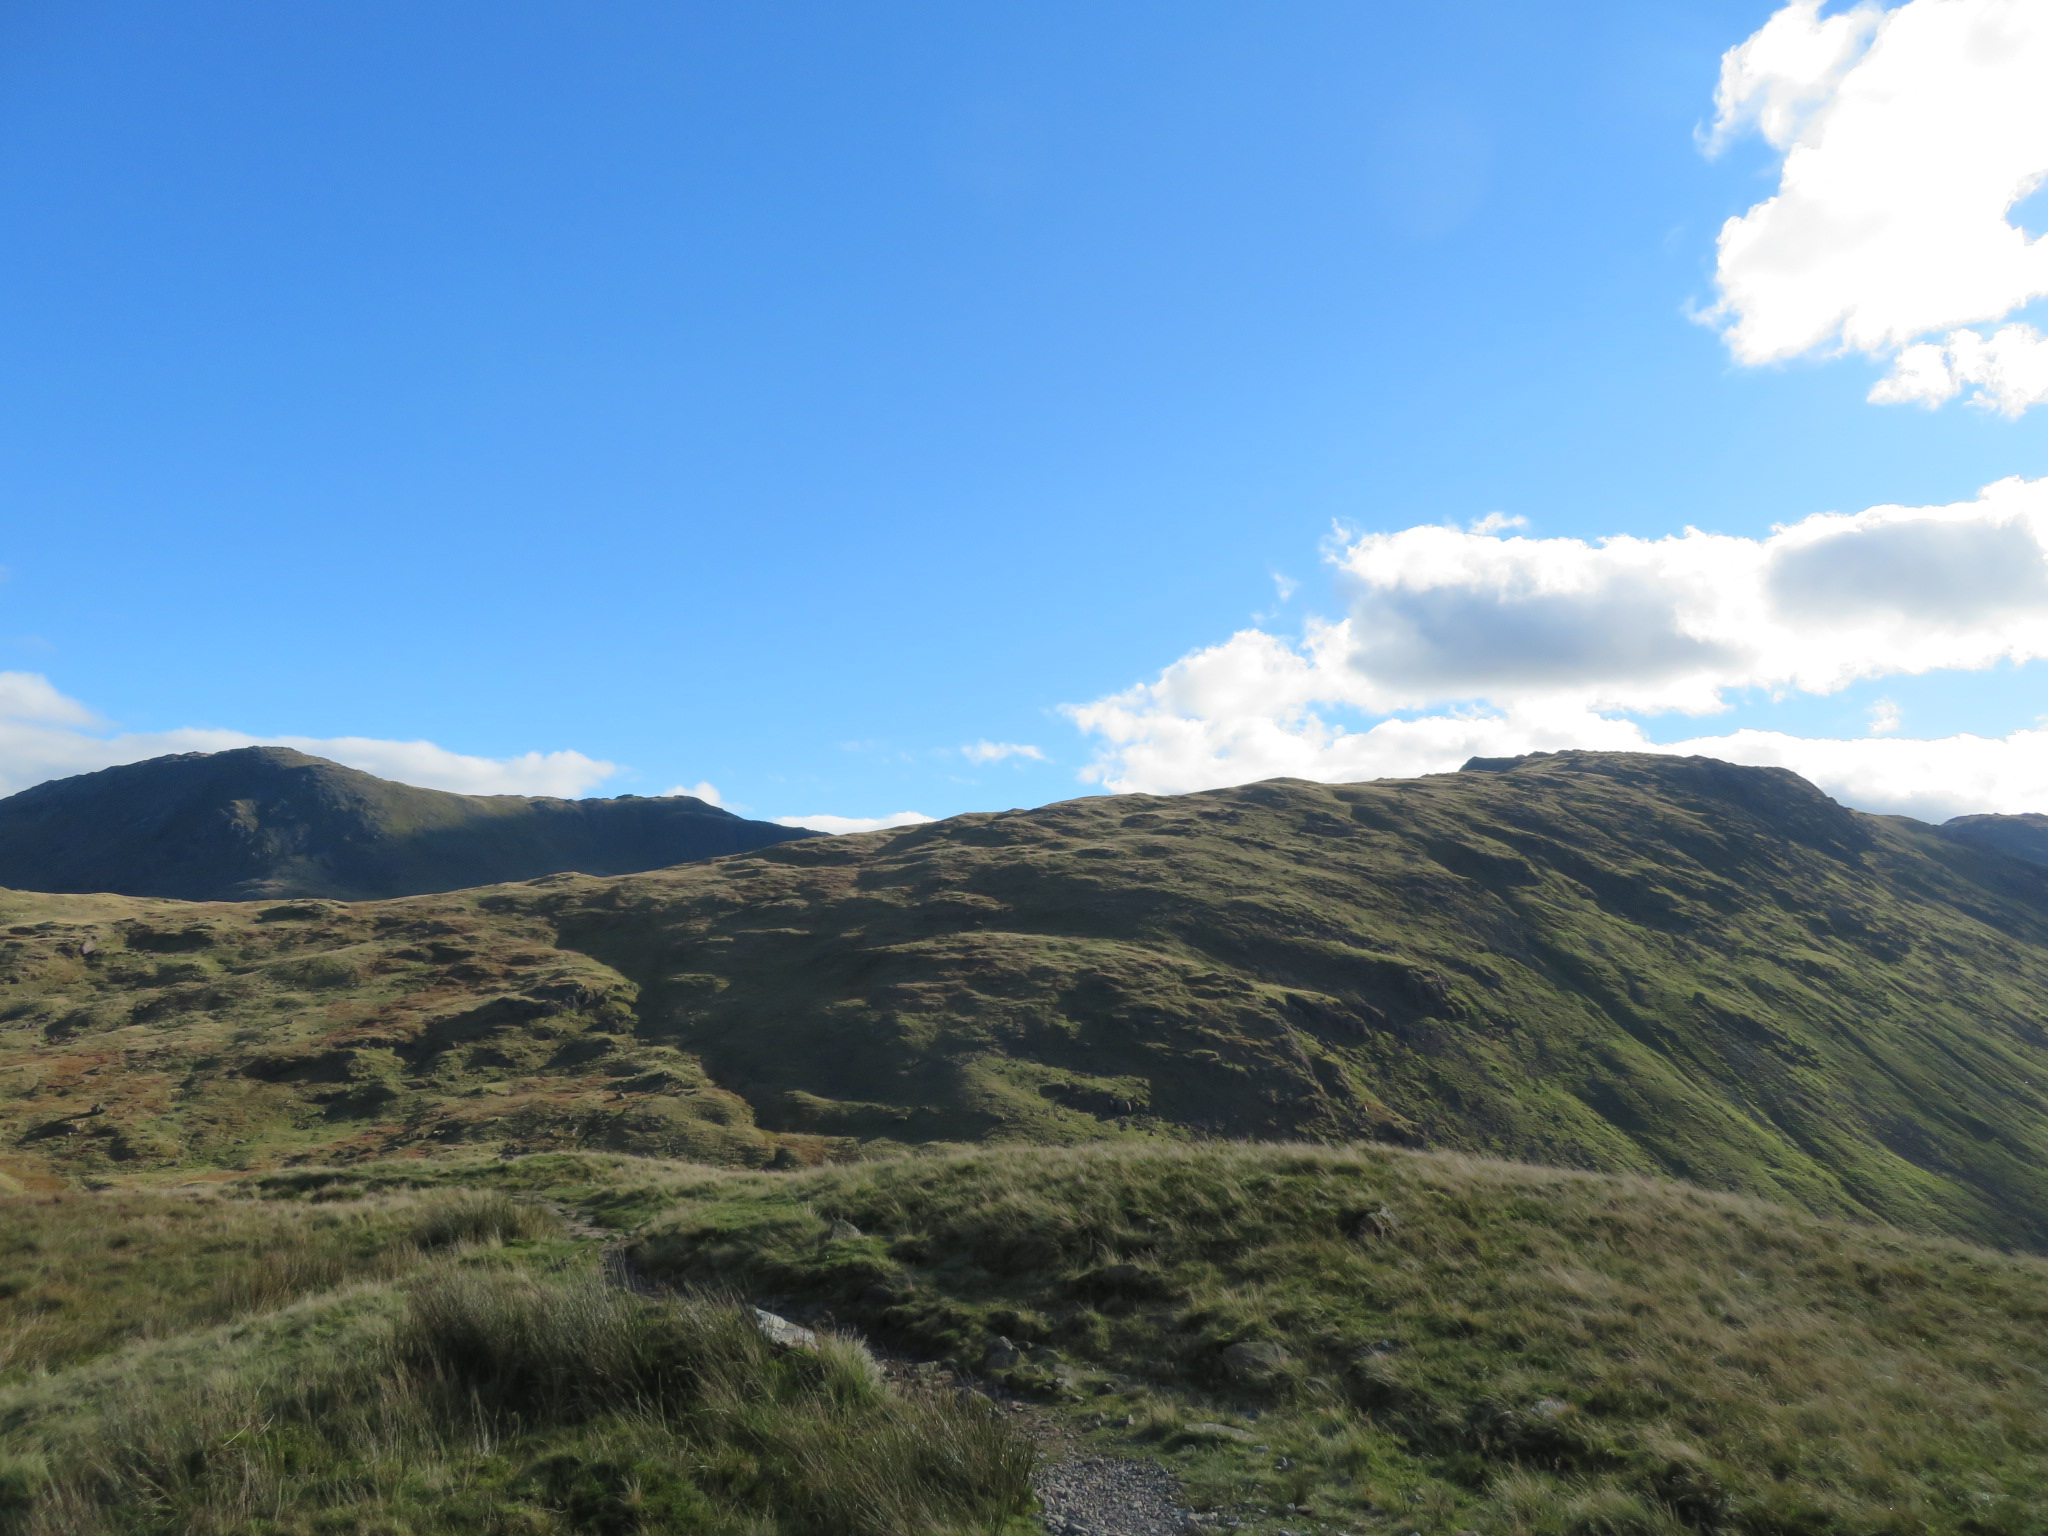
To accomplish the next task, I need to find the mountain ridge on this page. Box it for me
[0,746,812,901]
[10,750,2048,1250]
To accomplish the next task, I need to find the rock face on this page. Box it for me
[0,747,812,900]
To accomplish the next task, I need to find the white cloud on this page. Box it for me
[1867,697,1902,735]
[961,740,1046,765]
[1867,324,2048,417]
[1468,512,1528,534]
[1652,725,2048,823]
[1708,0,2048,411]
[1704,0,1881,155]
[0,671,619,798]
[664,781,727,807]
[266,738,616,797]
[773,810,936,835]
[1067,477,2048,818]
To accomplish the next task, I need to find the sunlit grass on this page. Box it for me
[633,1140,2048,1534]
[0,1182,1033,1536]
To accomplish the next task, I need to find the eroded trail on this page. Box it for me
[1033,1452,1191,1536]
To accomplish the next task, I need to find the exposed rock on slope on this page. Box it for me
[0,747,810,900]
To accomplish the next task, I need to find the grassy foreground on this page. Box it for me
[628,1141,2048,1535]
[8,1140,2048,1534]
[0,1183,1031,1536]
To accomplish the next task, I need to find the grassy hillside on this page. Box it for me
[627,1140,2048,1535]
[10,1141,2044,1535]
[0,1178,1031,1535]
[11,752,2048,1250]
[539,751,2048,1246]
[0,746,810,901]
[1944,811,2048,869]
[0,885,790,1187]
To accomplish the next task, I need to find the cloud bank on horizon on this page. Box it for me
[774,810,936,835]
[1708,0,2048,414]
[0,672,619,799]
[1067,477,2048,823]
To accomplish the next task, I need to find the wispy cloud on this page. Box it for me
[0,671,619,798]
[773,810,936,835]
[961,740,1046,766]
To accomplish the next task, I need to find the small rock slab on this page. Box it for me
[753,1307,819,1351]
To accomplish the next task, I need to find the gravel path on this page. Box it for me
[1034,1452,1192,1536]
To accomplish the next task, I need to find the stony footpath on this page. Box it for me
[1034,1453,1190,1536]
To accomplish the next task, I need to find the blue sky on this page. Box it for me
[1,0,2045,826]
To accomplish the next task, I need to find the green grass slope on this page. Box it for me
[7,1143,2047,1534]
[1943,811,2048,869]
[11,751,2048,1251]
[0,887,789,1188]
[0,1179,1031,1536]
[528,751,2048,1246]
[627,1141,2048,1535]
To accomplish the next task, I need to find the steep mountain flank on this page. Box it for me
[10,751,2048,1249]
[1944,809,2048,868]
[0,747,811,900]
[527,751,2048,1245]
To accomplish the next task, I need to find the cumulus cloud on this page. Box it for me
[1868,325,2048,417]
[664,781,727,807]
[1707,0,2048,413]
[773,810,936,835]
[1067,478,2048,819]
[961,740,1046,765]
[1651,725,2048,823]
[0,671,619,798]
